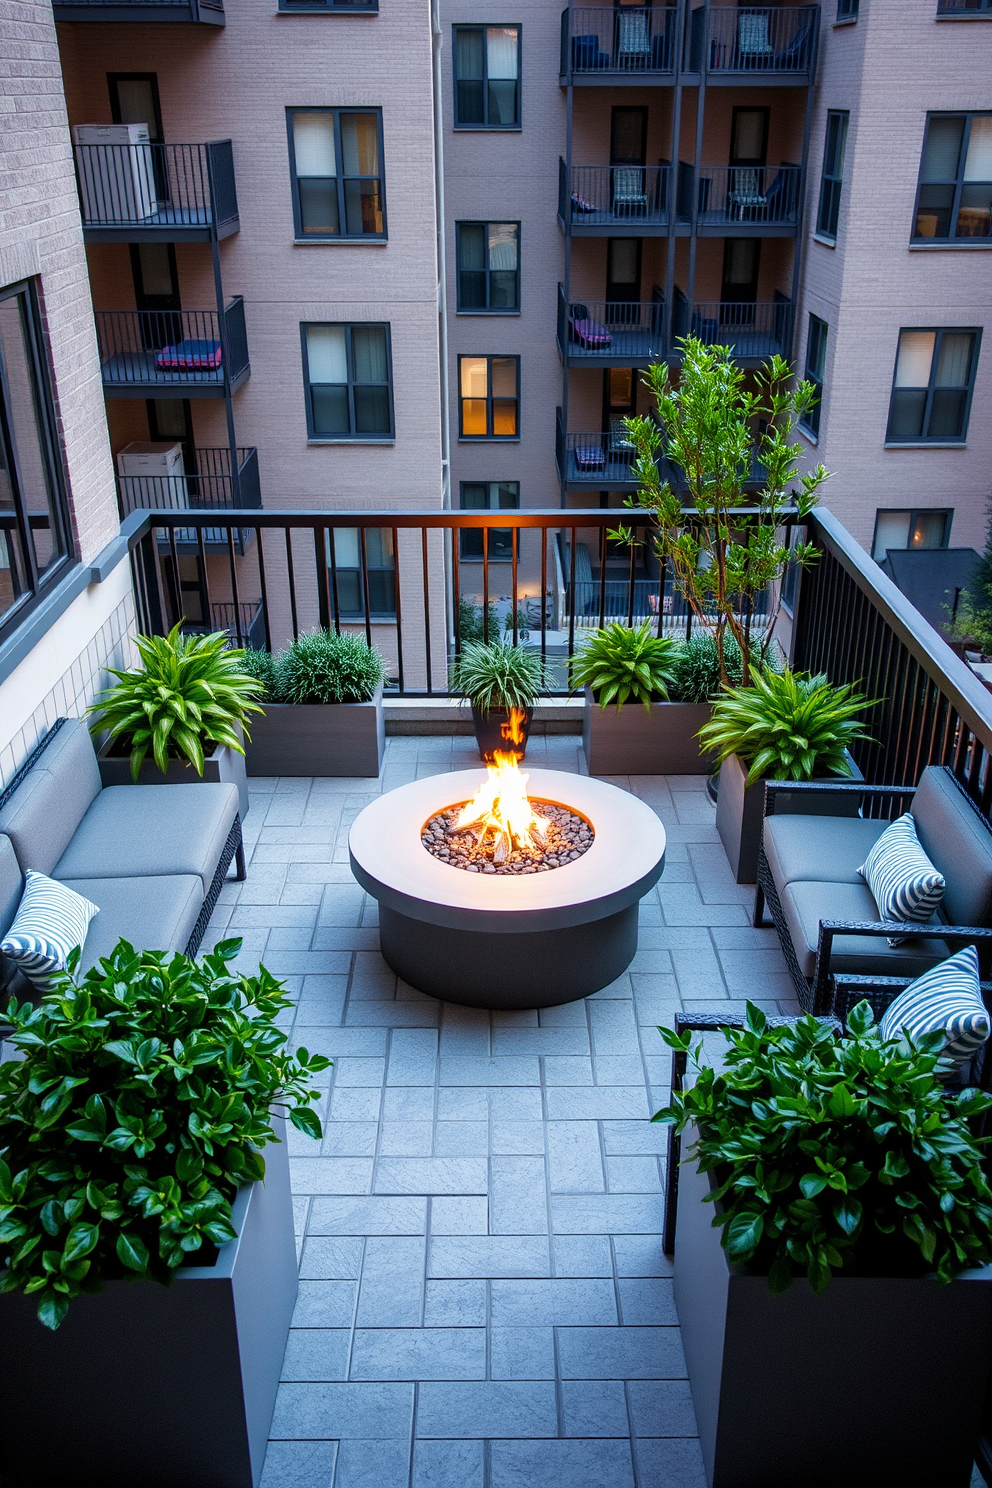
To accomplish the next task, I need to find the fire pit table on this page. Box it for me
[349,767,666,1009]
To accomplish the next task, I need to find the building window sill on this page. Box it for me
[294,237,387,246]
[909,240,992,249]
[308,438,396,445]
[812,232,837,248]
[455,309,522,316]
[883,441,967,449]
[935,11,992,17]
[453,125,522,133]
[798,425,819,446]
[278,5,378,12]
[457,437,521,443]
[833,15,858,23]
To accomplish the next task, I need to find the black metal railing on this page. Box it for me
[558,285,667,362]
[117,447,259,516]
[561,162,672,229]
[54,0,222,19]
[672,297,792,359]
[684,164,802,228]
[689,5,818,73]
[562,6,678,74]
[95,299,249,391]
[74,142,238,233]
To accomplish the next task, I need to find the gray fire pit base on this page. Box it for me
[379,902,638,1009]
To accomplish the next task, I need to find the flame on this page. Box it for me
[500,706,528,748]
[454,752,549,865]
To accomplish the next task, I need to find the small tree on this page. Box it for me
[615,337,830,684]
[948,499,992,655]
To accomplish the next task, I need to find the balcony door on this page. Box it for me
[109,73,168,201]
[606,237,641,323]
[611,107,647,166]
[129,243,182,351]
[729,107,768,166]
[720,237,759,326]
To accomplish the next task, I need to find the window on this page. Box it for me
[0,280,73,643]
[458,356,519,438]
[453,26,520,128]
[328,528,396,615]
[287,110,385,240]
[456,223,520,312]
[816,111,849,240]
[459,481,519,558]
[801,315,828,438]
[886,328,979,443]
[836,0,858,18]
[302,324,393,440]
[937,0,992,12]
[913,114,992,242]
[280,0,377,12]
[872,509,952,561]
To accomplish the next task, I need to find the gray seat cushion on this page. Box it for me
[763,815,888,888]
[912,767,992,927]
[0,834,32,1003]
[0,720,102,875]
[54,783,238,897]
[780,879,948,980]
[60,875,204,974]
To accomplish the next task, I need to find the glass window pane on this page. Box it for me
[293,113,337,177]
[732,109,766,164]
[462,400,489,435]
[934,331,973,386]
[306,325,348,384]
[496,482,519,509]
[0,525,31,624]
[888,388,927,440]
[492,399,518,436]
[489,272,517,310]
[928,388,968,438]
[825,112,848,176]
[963,116,992,179]
[367,528,395,567]
[311,384,350,435]
[486,27,519,77]
[894,331,935,387]
[299,179,340,234]
[456,28,485,78]
[0,293,64,579]
[334,528,360,567]
[352,326,388,383]
[459,271,488,309]
[458,224,486,270]
[921,117,964,180]
[873,511,912,559]
[456,81,485,125]
[343,178,383,236]
[354,385,391,434]
[910,512,948,548]
[490,358,517,398]
[114,79,158,135]
[916,184,954,239]
[488,223,518,270]
[460,483,487,509]
[340,113,379,176]
[460,358,489,398]
[488,81,518,127]
[956,184,992,237]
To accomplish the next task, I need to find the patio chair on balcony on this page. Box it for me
[771,13,814,68]
[615,7,651,65]
[571,32,611,68]
[611,167,648,218]
[573,438,607,473]
[568,304,613,350]
[726,167,767,222]
[608,416,636,464]
[735,10,773,63]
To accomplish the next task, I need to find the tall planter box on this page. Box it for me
[715,749,864,885]
[245,687,384,777]
[674,1134,992,1488]
[0,1120,297,1488]
[98,733,249,819]
[582,688,714,775]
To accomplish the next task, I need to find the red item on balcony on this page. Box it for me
[154,339,223,371]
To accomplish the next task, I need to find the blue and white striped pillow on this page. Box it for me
[0,871,98,993]
[858,813,945,945]
[879,944,990,1072]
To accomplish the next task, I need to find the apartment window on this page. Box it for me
[328,528,396,615]
[0,280,73,643]
[800,315,828,437]
[459,481,519,558]
[287,110,385,240]
[886,328,979,443]
[280,0,377,12]
[816,111,849,240]
[456,223,520,311]
[302,324,393,440]
[872,509,952,561]
[453,27,520,128]
[836,0,858,17]
[937,0,992,12]
[459,356,519,438]
[913,113,992,241]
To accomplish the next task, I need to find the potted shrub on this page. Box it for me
[697,667,874,883]
[244,629,388,777]
[0,937,330,1488]
[89,623,263,819]
[449,639,551,762]
[657,1003,992,1488]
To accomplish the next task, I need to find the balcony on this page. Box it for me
[676,163,802,233]
[95,300,249,398]
[557,286,666,367]
[688,5,818,81]
[559,162,672,235]
[53,0,222,20]
[74,141,238,242]
[561,5,677,81]
[672,293,792,361]
[118,446,260,555]
[557,412,767,493]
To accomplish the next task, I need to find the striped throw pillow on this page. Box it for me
[879,945,990,1072]
[858,813,945,945]
[0,871,98,993]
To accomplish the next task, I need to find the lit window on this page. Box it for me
[458,355,519,438]
[913,113,992,242]
[872,509,952,561]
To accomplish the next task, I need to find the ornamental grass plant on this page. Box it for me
[450,640,551,714]
[275,629,387,705]
[570,621,680,712]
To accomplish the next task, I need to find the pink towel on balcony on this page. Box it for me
[569,316,612,349]
[154,339,223,371]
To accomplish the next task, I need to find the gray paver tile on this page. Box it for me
[292,1281,359,1328]
[434,1122,490,1156]
[308,1197,427,1236]
[427,1237,551,1279]
[606,1156,663,1193]
[300,1237,364,1279]
[331,1059,386,1087]
[411,1440,484,1488]
[542,1056,595,1086]
[546,1122,605,1195]
[618,1278,677,1325]
[259,1439,338,1488]
[633,1437,708,1488]
[489,1439,635,1488]
[627,1380,699,1436]
[270,1382,414,1439]
[423,1280,487,1327]
[333,1439,411,1488]
[386,1028,439,1084]
[561,1379,630,1436]
[281,1328,351,1381]
[491,1026,591,1056]
[328,1088,383,1123]
[290,1159,374,1196]
[489,1326,556,1380]
[416,1382,557,1438]
[557,1325,686,1379]
[430,1196,490,1235]
[551,1235,614,1277]
[439,1057,541,1086]
[379,1121,434,1156]
[350,1328,486,1380]
[490,1157,547,1233]
[612,1235,674,1278]
[491,1279,617,1327]
[374,1158,488,1195]
[490,1121,546,1155]
[356,1236,426,1326]
[545,1087,650,1121]
[382,1088,436,1122]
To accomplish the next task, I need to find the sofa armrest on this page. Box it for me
[763,779,914,817]
[812,920,992,1014]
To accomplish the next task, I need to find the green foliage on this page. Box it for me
[697,667,876,785]
[948,510,992,655]
[276,629,388,705]
[458,596,500,645]
[0,940,331,1330]
[655,1002,992,1293]
[569,621,680,712]
[239,646,278,704]
[450,640,551,712]
[89,623,265,781]
[668,631,745,704]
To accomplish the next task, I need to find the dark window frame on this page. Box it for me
[457,354,520,440]
[453,24,522,130]
[286,107,387,242]
[800,314,828,438]
[459,480,520,559]
[816,110,849,240]
[912,112,992,243]
[455,221,521,313]
[0,279,75,648]
[301,321,395,442]
[279,0,377,14]
[107,73,164,141]
[886,326,980,445]
[836,0,859,19]
[871,508,953,561]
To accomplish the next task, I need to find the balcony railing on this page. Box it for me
[556,410,767,491]
[671,295,792,359]
[557,285,666,364]
[117,447,260,516]
[678,164,802,229]
[689,5,818,75]
[560,161,672,230]
[561,6,678,76]
[53,0,222,20]
[95,300,249,396]
[74,142,238,238]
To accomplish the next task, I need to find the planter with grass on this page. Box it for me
[243,631,387,777]
[0,939,330,1488]
[450,639,550,762]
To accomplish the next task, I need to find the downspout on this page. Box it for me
[431,0,451,509]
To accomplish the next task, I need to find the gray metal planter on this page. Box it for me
[582,688,715,775]
[0,1122,297,1488]
[245,687,384,776]
[674,1138,992,1488]
[97,734,249,818]
[715,749,863,885]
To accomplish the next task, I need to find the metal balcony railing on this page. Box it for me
[53,0,222,21]
[116,448,259,516]
[680,164,802,228]
[74,142,238,236]
[689,5,818,74]
[561,6,678,75]
[558,285,667,363]
[560,162,672,229]
[672,297,793,359]
[95,299,249,393]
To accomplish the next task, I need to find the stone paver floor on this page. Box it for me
[206,733,806,1488]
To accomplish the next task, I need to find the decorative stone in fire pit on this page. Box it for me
[349,766,666,1009]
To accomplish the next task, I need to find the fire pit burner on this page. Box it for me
[422,801,593,874]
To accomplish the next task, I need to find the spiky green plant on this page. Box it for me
[275,629,387,705]
[449,640,550,713]
[239,646,278,704]
[89,623,264,781]
[697,667,877,785]
[668,630,745,703]
[569,621,680,712]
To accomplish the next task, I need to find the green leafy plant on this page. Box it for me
[697,666,876,785]
[239,646,278,704]
[0,939,330,1330]
[457,596,500,646]
[569,621,680,712]
[450,640,550,713]
[668,631,745,704]
[948,503,992,655]
[655,1002,992,1293]
[89,623,265,780]
[276,629,388,705]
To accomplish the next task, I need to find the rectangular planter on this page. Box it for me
[582,688,715,775]
[715,749,864,885]
[0,1119,297,1488]
[98,733,249,820]
[245,687,384,777]
[674,1133,992,1488]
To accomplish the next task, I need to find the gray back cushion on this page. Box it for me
[0,834,24,938]
[913,766,992,927]
[0,720,102,876]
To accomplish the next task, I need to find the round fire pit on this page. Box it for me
[349,768,666,1009]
